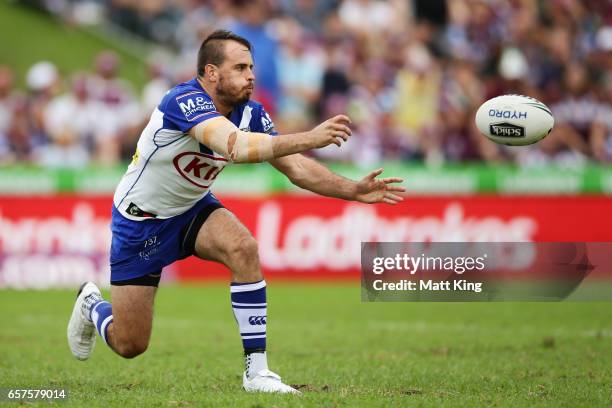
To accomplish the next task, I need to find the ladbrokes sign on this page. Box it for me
[0,195,611,287]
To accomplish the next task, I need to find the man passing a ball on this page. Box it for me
[67,30,405,394]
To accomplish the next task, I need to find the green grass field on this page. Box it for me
[1,284,611,407]
[0,1,147,88]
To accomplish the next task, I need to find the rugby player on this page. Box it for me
[67,30,405,394]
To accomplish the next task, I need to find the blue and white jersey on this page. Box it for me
[113,78,276,220]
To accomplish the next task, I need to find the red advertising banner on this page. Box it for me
[0,195,611,287]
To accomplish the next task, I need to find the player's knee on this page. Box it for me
[116,339,149,359]
[231,236,259,265]
[227,236,262,281]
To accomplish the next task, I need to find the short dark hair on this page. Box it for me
[197,30,252,77]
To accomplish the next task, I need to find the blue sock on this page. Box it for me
[91,301,113,346]
[230,280,267,352]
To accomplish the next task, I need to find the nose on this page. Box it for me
[247,67,255,82]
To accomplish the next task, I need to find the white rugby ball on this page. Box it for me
[475,94,554,146]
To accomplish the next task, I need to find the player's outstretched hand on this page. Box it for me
[354,168,406,205]
[310,115,352,148]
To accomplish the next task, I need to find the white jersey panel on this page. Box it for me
[112,77,277,221]
[113,108,227,220]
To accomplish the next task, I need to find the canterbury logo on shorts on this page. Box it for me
[248,316,266,325]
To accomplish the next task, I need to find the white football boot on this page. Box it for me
[243,369,300,394]
[67,282,102,360]
[242,353,300,394]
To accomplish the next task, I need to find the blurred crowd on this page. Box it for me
[2,0,612,168]
[0,55,142,167]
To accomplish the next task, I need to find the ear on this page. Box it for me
[204,64,218,82]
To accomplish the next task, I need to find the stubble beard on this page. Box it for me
[216,75,251,107]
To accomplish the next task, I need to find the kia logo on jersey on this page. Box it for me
[173,152,227,188]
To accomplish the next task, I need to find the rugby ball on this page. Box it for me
[475,94,554,146]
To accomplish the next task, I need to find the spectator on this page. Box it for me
[338,0,402,36]
[5,0,612,166]
[547,63,601,163]
[276,19,325,132]
[37,73,96,168]
[392,41,442,163]
[0,66,17,161]
[229,0,281,114]
[141,58,172,118]
[89,51,140,164]
[438,60,488,162]
[279,0,335,34]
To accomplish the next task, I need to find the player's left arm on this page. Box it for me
[269,154,405,204]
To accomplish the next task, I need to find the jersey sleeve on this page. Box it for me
[256,105,278,136]
[162,91,222,133]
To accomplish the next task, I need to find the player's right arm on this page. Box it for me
[188,115,352,163]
